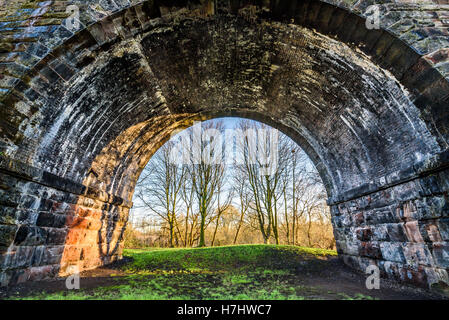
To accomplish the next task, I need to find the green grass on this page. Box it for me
[7,245,376,301]
[122,245,337,273]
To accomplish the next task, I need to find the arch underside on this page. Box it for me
[0,1,448,288]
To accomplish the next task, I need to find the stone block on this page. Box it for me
[352,211,364,227]
[36,212,67,228]
[355,227,372,241]
[333,227,349,241]
[425,266,449,288]
[371,224,389,241]
[25,264,60,282]
[364,206,398,225]
[344,241,360,256]
[396,201,419,222]
[431,242,449,269]
[40,245,64,266]
[5,246,35,269]
[18,194,39,210]
[30,246,44,266]
[15,209,37,224]
[380,242,406,264]
[88,18,119,46]
[438,218,449,241]
[0,225,17,251]
[419,220,443,243]
[61,245,82,264]
[391,181,422,203]
[404,221,425,243]
[403,243,435,267]
[46,228,68,245]
[14,226,47,246]
[0,206,16,225]
[398,265,429,288]
[417,196,449,220]
[386,223,408,242]
[359,241,382,259]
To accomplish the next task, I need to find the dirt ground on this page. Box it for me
[0,256,446,300]
[292,257,448,300]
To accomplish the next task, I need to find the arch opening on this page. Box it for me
[127,117,334,249]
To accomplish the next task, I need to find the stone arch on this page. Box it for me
[0,0,448,288]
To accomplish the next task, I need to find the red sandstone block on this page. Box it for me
[64,228,84,245]
[355,227,372,241]
[61,245,82,263]
[25,264,59,282]
[424,221,443,243]
[75,206,92,218]
[359,241,382,259]
[67,216,96,230]
[398,265,428,288]
[424,48,449,66]
[398,201,419,222]
[404,221,425,243]
[352,212,364,226]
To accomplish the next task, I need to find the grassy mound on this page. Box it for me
[124,245,337,273]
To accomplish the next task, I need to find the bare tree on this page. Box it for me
[135,142,186,247]
[180,172,196,247]
[236,121,289,244]
[233,164,251,244]
[211,182,233,246]
[187,121,228,247]
[281,142,311,245]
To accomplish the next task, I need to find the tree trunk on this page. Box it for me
[169,221,174,248]
[211,216,219,246]
[233,211,245,244]
[199,214,206,247]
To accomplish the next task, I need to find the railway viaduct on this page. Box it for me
[0,0,448,289]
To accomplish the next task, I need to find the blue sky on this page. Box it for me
[220,117,241,129]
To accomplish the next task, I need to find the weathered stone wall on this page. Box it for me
[332,153,449,288]
[0,155,130,285]
[0,0,448,289]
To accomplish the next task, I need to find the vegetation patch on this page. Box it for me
[4,245,380,301]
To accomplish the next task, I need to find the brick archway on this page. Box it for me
[0,0,448,288]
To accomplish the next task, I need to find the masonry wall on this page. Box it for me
[0,156,129,286]
[332,161,449,288]
[0,0,448,289]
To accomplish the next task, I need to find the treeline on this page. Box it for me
[125,120,335,250]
